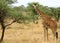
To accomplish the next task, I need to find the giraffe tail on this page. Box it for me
[56,32,58,39]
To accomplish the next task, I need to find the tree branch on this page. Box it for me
[5,18,21,27]
[5,19,16,27]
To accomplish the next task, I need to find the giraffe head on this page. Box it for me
[32,4,38,9]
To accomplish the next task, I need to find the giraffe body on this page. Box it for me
[33,4,58,40]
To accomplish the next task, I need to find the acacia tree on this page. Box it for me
[0,1,38,42]
[0,0,17,42]
[0,0,9,41]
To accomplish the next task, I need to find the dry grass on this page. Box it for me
[0,20,60,43]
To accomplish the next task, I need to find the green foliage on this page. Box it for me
[49,7,60,21]
[6,0,17,4]
[28,2,60,22]
[25,2,40,23]
[0,0,8,9]
[0,0,9,19]
[1,1,60,23]
[8,2,60,23]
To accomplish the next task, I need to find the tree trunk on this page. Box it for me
[0,20,5,42]
[0,28,5,41]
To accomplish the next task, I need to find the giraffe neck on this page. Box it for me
[33,5,51,20]
[33,6,44,17]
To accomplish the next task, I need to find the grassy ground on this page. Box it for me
[0,20,60,43]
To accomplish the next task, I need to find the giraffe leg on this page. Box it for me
[54,31,58,40]
[56,32,58,40]
[52,30,56,40]
[44,28,46,41]
[44,28,48,41]
[46,28,48,41]
[43,23,48,41]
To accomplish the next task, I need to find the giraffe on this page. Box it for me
[32,4,58,40]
